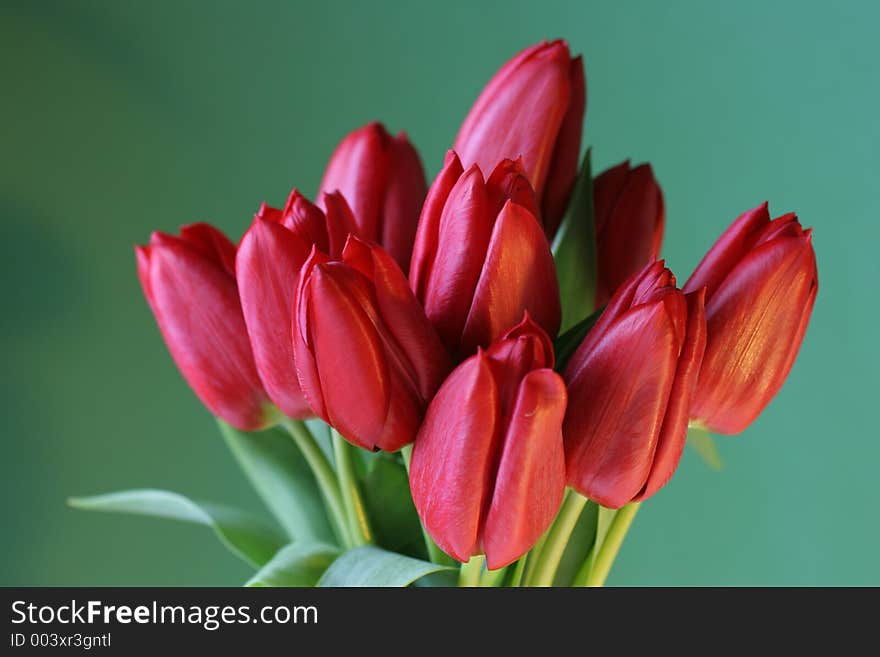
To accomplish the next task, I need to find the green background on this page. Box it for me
[2,0,876,586]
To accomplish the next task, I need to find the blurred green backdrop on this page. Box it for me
[2,0,877,586]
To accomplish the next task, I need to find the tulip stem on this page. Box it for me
[280,418,352,547]
[400,445,456,566]
[526,490,588,586]
[508,555,528,587]
[458,555,485,587]
[331,429,372,547]
[583,502,640,587]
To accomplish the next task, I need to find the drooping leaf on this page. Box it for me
[361,453,426,559]
[68,489,285,568]
[688,425,724,470]
[552,149,597,333]
[245,542,340,587]
[317,546,454,587]
[219,420,335,543]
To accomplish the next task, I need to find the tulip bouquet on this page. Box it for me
[73,41,817,587]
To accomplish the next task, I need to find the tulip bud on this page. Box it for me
[683,203,817,435]
[410,315,567,569]
[293,236,451,451]
[409,151,561,358]
[136,223,271,430]
[564,262,707,508]
[237,189,357,419]
[454,40,586,237]
[593,161,665,307]
[319,122,428,272]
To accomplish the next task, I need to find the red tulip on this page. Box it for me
[236,189,357,419]
[409,151,561,358]
[683,203,817,435]
[593,161,665,307]
[454,40,586,237]
[410,315,567,569]
[564,262,706,508]
[319,122,428,272]
[136,223,271,431]
[293,236,450,451]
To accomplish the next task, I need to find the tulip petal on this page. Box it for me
[461,201,561,353]
[594,163,664,306]
[321,191,358,258]
[281,190,331,255]
[421,165,494,352]
[237,218,313,419]
[483,369,567,569]
[692,236,816,434]
[301,263,391,450]
[381,132,428,271]
[148,239,266,430]
[683,203,770,298]
[454,41,573,197]
[320,122,390,242]
[542,55,586,237]
[564,300,679,508]
[176,222,237,277]
[637,288,707,501]
[410,352,500,563]
[342,237,450,402]
[409,150,465,297]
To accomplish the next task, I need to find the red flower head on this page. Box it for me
[684,203,817,434]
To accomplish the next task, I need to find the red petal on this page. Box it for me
[147,238,267,430]
[683,202,770,298]
[292,249,331,420]
[483,369,567,569]
[594,163,664,307]
[541,54,586,238]
[303,263,391,450]
[321,191,358,258]
[636,288,707,501]
[281,189,330,255]
[409,150,465,297]
[176,222,237,277]
[454,41,573,197]
[410,352,500,563]
[381,132,427,272]
[692,235,816,434]
[237,217,313,419]
[421,165,494,353]
[319,122,391,242]
[485,158,541,222]
[564,300,679,508]
[461,201,561,353]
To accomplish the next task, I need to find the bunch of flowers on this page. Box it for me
[75,41,817,587]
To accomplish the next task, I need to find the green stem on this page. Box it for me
[279,418,350,547]
[400,445,456,566]
[459,555,485,587]
[526,490,588,586]
[480,565,508,587]
[508,555,528,587]
[584,502,640,587]
[331,429,372,546]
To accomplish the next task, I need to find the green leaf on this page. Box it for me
[219,420,334,543]
[552,500,598,586]
[553,305,604,372]
[317,546,454,587]
[688,425,724,470]
[245,542,340,587]
[361,454,426,559]
[552,149,597,333]
[68,489,286,568]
